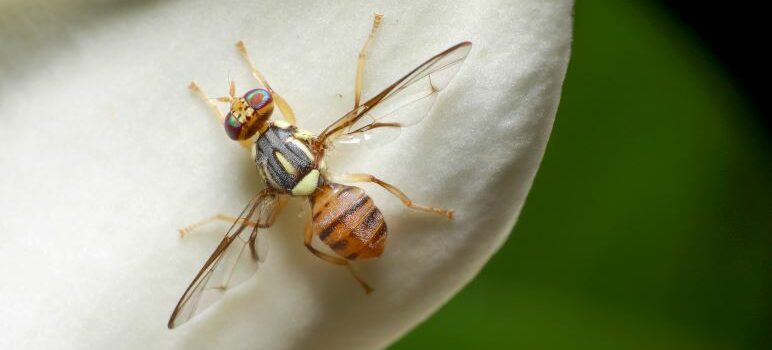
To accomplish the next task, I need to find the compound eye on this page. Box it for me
[223,111,243,140]
[244,89,274,116]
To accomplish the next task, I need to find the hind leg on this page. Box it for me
[336,173,454,219]
[303,221,373,293]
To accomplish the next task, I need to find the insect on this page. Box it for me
[168,13,472,329]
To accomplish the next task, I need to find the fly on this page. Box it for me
[168,13,471,329]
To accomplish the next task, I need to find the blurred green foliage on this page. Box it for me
[391,1,771,349]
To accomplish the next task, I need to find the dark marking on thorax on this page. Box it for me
[255,123,315,192]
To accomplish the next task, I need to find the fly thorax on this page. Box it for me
[254,121,320,196]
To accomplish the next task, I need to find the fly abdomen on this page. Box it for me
[310,182,387,260]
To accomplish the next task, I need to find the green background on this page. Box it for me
[392,1,771,349]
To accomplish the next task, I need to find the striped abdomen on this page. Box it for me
[310,182,387,260]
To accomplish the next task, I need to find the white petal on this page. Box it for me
[0,0,573,349]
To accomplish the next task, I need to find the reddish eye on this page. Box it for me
[223,112,242,140]
[222,89,274,141]
[244,89,273,113]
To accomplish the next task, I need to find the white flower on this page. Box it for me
[0,0,573,349]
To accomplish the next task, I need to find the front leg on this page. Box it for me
[236,41,298,126]
[354,13,383,109]
[188,82,253,150]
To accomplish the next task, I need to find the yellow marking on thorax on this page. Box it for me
[274,152,297,175]
[318,157,327,171]
[273,120,291,128]
[288,139,315,160]
[293,128,316,141]
[292,169,320,196]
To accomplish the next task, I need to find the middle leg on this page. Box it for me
[178,213,256,237]
[179,195,288,237]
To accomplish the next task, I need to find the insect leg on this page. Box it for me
[235,41,297,126]
[178,213,258,237]
[188,82,252,150]
[303,220,374,293]
[354,13,383,109]
[179,195,288,238]
[338,173,454,219]
[246,194,288,257]
[188,82,226,123]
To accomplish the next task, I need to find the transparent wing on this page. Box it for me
[320,41,472,150]
[168,190,278,329]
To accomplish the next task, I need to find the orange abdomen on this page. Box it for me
[310,182,387,260]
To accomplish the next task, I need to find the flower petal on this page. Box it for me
[0,0,572,349]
